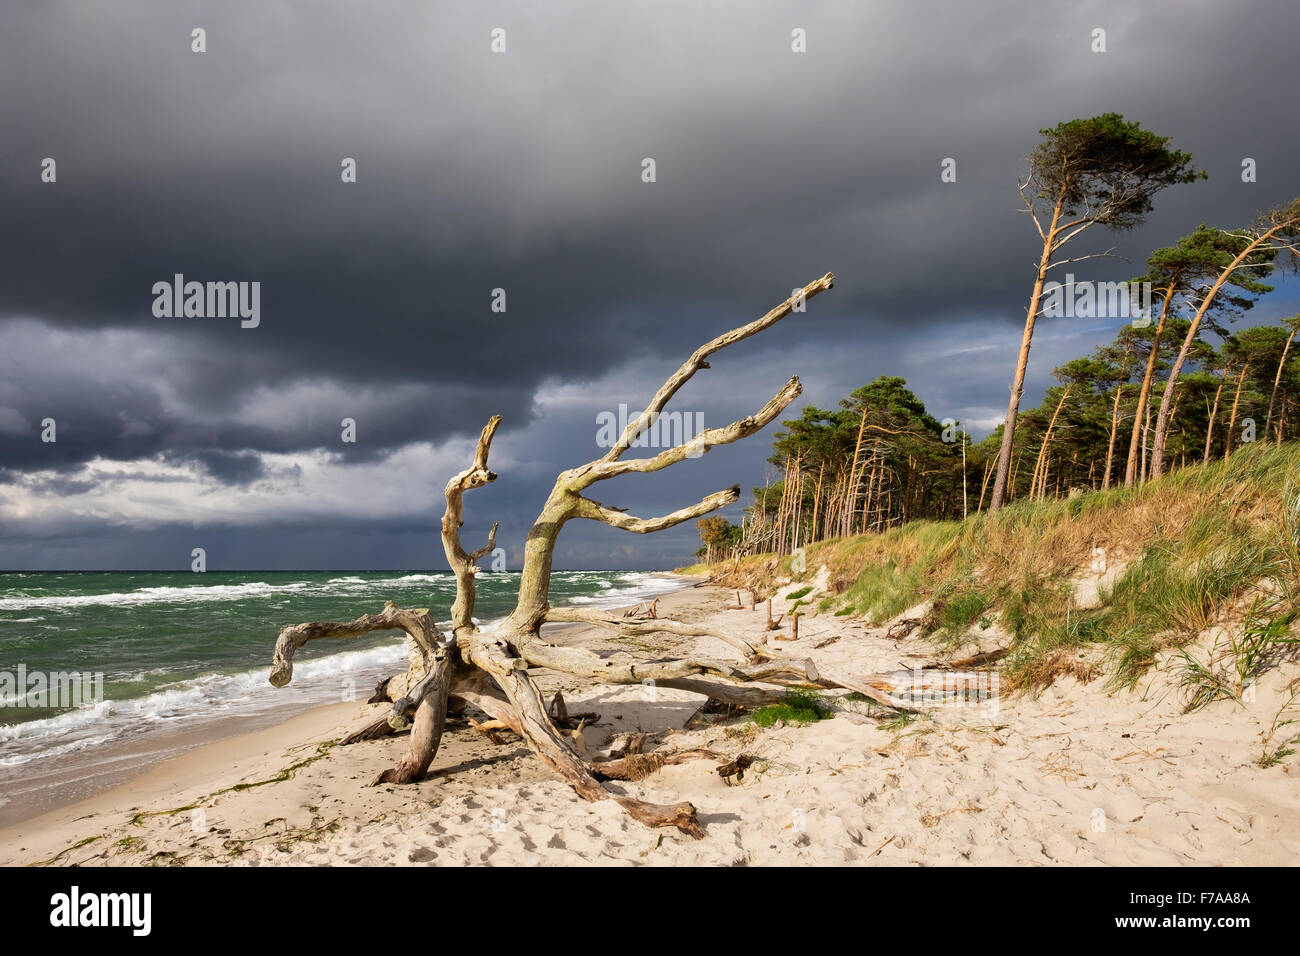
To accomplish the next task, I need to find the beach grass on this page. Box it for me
[720,442,1300,691]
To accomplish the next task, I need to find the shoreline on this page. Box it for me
[6,574,1296,867]
[0,571,696,835]
[0,576,710,866]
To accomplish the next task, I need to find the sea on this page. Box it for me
[0,569,675,826]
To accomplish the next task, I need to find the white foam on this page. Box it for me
[0,571,678,769]
[0,640,413,766]
[0,576,458,610]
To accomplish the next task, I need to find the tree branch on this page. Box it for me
[598,274,833,463]
[269,602,442,688]
[463,630,703,836]
[578,376,803,486]
[544,605,761,659]
[573,486,740,534]
[443,415,502,637]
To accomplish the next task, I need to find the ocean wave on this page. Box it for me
[561,572,674,608]
[0,569,678,768]
[0,575,468,611]
[0,639,412,764]
[0,580,313,610]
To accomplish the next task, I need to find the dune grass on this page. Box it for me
[718,442,1300,692]
[749,689,834,727]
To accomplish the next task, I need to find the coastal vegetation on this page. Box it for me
[709,441,1300,704]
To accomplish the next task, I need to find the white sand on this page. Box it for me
[3,583,1297,866]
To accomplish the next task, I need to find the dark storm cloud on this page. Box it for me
[187,450,266,485]
[1,0,1298,567]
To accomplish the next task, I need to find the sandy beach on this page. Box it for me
[3,576,1297,868]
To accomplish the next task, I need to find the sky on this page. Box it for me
[1,0,1298,571]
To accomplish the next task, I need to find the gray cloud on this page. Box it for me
[1,0,1298,568]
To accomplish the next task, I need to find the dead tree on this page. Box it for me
[267,273,914,837]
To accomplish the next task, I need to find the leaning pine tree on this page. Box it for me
[1148,200,1300,479]
[264,274,943,836]
[988,114,1203,512]
[1121,241,1203,486]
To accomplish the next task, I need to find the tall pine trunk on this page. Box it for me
[1204,371,1227,461]
[989,184,1067,512]
[1224,362,1250,461]
[1124,279,1177,484]
[1266,328,1295,443]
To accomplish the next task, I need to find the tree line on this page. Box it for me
[698,114,1300,561]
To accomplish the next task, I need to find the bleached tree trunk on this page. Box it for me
[1029,385,1071,503]
[1102,384,1123,490]
[810,461,825,544]
[266,274,961,837]
[1140,404,1153,483]
[844,409,868,537]
[977,458,994,511]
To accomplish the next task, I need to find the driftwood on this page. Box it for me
[468,717,513,745]
[924,648,1010,670]
[340,718,397,746]
[886,617,922,642]
[717,753,755,784]
[264,275,937,838]
[764,599,784,631]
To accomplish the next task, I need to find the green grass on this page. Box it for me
[875,710,916,732]
[750,689,833,727]
[931,588,991,642]
[1259,686,1300,768]
[1173,599,1300,712]
[719,442,1300,694]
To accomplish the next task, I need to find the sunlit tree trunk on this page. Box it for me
[1266,325,1296,443]
[1224,362,1250,461]
[1124,279,1177,484]
[1103,383,1123,490]
[990,185,1067,513]
[1204,370,1227,461]
[1151,222,1291,478]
